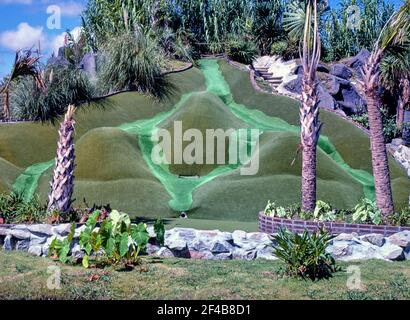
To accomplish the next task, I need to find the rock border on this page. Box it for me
[258,211,410,237]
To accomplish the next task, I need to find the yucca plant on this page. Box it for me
[48,105,77,215]
[273,227,337,280]
[361,1,410,217]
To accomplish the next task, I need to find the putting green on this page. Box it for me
[1,59,409,224]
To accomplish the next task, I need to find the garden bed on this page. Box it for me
[258,211,410,236]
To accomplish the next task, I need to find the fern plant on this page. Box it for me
[352,198,382,225]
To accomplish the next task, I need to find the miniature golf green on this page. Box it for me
[1,59,409,226]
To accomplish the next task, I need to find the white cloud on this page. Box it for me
[0,23,45,51]
[58,1,84,16]
[50,26,82,55]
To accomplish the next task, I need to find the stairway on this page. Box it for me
[253,66,283,90]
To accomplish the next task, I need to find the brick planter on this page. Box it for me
[258,211,410,236]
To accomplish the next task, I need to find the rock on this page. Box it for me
[348,48,371,75]
[330,64,353,79]
[29,236,47,246]
[147,226,156,238]
[332,233,359,242]
[27,224,53,237]
[0,225,11,236]
[330,78,366,115]
[3,235,15,251]
[232,248,257,260]
[404,247,410,260]
[16,239,30,251]
[52,224,72,236]
[283,75,302,94]
[10,227,30,240]
[331,242,385,261]
[71,243,84,259]
[166,228,197,248]
[256,246,277,261]
[232,230,247,245]
[393,145,410,178]
[326,241,353,258]
[247,232,272,246]
[146,243,160,255]
[166,238,187,251]
[359,233,385,247]
[379,242,404,261]
[388,231,410,248]
[391,138,404,147]
[317,64,330,73]
[28,245,43,256]
[402,110,410,145]
[47,47,70,67]
[317,83,337,110]
[211,241,232,254]
[156,247,174,258]
[74,225,86,238]
[209,252,232,260]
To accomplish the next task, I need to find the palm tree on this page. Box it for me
[380,47,410,132]
[362,1,410,217]
[299,0,322,212]
[48,105,76,214]
[0,49,44,120]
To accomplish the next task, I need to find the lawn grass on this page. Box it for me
[0,250,409,300]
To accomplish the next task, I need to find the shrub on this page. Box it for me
[225,38,258,65]
[352,198,382,225]
[313,200,337,222]
[0,192,46,224]
[389,207,410,226]
[270,41,288,56]
[97,31,172,98]
[263,200,299,219]
[273,228,337,280]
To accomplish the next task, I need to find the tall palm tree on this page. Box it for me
[299,0,322,212]
[0,49,44,120]
[362,1,410,217]
[48,105,76,214]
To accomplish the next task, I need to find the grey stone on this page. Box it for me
[156,247,174,258]
[16,239,30,251]
[330,64,353,79]
[3,234,15,251]
[359,233,385,247]
[332,233,359,242]
[232,230,247,245]
[28,245,43,256]
[388,231,410,248]
[209,252,232,260]
[326,241,353,258]
[256,246,278,261]
[404,247,410,260]
[211,241,231,254]
[165,238,187,251]
[27,224,53,237]
[349,48,371,75]
[52,224,72,236]
[330,78,366,115]
[337,242,385,261]
[10,227,30,240]
[232,248,257,260]
[380,242,404,261]
[80,53,97,78]
[284,75,302,94]
[29,236,47,246]
[71,243,84,259]
[74,225,86,238]
[146,243,160,255]
[317,83,337,110]
[0,225,11,236]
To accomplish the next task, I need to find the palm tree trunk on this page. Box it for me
[3,89,10,120]
[396,97,405,131]
[48,105,76,214]
[300,76,320,212]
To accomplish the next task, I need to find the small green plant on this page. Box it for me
[0,192,46,224]
[154,218,165,246]
[225,38,258,65]
[264,201,299,219]
[389,207,410,226]
[352,198,382,225]
[49,223,76,263]
[273,228,337,280]
[270,41,288,56]
[313,200,337,222]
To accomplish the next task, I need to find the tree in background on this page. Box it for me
[362,1,410,217]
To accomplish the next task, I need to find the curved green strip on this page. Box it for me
[12,159,54,201]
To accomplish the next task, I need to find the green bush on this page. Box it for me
[352,198,382,225]
[225,39,258,65]
[0,192,46,224]
[270,41,288,56]
[389,207,410,226]
[264,200,299,219]
[273,228,337,280]
[313,200,337,222]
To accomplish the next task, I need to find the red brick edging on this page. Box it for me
[258,211,410,237]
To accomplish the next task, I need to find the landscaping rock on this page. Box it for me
[211,241,232,254]
[359,233,385,247]
[232,248,257,260]
[27,224,53,237]
[156,247,174,258]
[348,48,370,75]
[379,242,404,261]
[28,245,43,257]
[317,83,338,110]
[330,64,353,79]
[16,239,30,251]
[52,224,73,236]
[332,233,359,242]
[388,230,410,248]
[3,235,15,251]
[393,146,410,178]
[10,227,30,240]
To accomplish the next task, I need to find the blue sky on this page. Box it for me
[0,0,405,77]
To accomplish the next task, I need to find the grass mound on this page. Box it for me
[159,91,249,176]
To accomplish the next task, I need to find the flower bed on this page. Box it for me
[258,211,410,236]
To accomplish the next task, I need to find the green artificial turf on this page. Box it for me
[1,251,410,300]
[1,59,409,227]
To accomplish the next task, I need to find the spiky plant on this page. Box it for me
[48,105,76,214]
[361,1,410,217]
[0,49,44,120]
[299,0,322,212]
